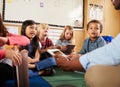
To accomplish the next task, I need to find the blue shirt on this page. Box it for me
[79,36,106,54]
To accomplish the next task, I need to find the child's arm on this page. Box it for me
[27,49,40,69]
[0,49,22,66]
[0,37,8,46]
[28,49,40,63]
[0,35,30,46]
[7,35,30,46]
[78,39,87,55]
[97,37,106,47]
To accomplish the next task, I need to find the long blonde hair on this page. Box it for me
[59,25,74,42]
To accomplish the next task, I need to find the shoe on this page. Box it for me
[41,68,56,76]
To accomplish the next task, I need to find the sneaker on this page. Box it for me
[41,68,56,76]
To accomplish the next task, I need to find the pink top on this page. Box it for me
[0,33,30,60]
[0,50,6,60]
[8,33,30,46]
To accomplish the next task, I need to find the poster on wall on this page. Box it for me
[3,0,84,29]
[89,4,103,21]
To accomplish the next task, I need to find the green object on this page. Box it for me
[43,68,88,87]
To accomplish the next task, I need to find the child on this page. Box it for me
[0,13,30,83]
[37,23,56,76]
[68,20,106,60]
[19,20,41,73]
[37,23,55,59]
[55,25,75,54]
[79,20,106,55]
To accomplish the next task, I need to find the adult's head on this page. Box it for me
[111,0,120,10]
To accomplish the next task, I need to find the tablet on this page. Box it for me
[65,45,75,54]
[47,49,69,61]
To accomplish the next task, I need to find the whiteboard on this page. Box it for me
[0,0,3,14]
[3,0,84,28]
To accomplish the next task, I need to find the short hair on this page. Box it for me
[37,23,49,35]
[86,20,103,33]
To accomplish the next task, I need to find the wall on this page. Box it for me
[104,0,120,37]
[0,0,3,14]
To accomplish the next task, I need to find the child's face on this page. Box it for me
[25,24,37,40]
[39,25,49,37]
[87,23,101,39]
[64,29,73,40]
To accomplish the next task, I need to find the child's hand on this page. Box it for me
[5,49,22,66]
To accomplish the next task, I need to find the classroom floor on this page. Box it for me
[43,68,88,87]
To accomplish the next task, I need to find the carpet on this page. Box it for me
[43,68,88,87]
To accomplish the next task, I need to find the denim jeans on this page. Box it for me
[35,57,56,71]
